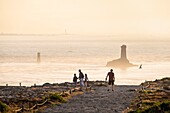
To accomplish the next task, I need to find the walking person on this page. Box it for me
[78,69,84,91]
[105,69,115,91]
[73,73,78,87]
[84,74,89,90]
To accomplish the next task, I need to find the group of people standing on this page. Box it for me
[73,69,89,90]
[73,69,115,91]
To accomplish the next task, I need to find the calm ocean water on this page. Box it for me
[0,35,170,86]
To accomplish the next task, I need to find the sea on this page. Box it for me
[0,35,170,86]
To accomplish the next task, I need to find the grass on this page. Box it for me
[49,93,66,103]
[128,101,170,113]
[139,90,154,94]
[0,101,9,113]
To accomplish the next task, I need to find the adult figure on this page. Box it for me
[105,69,115,91]
[73,73,78,87]
[78,69,84,90]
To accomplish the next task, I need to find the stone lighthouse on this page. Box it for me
[106,45,136,68]
[37,52,41,63]
[121,45,127,60]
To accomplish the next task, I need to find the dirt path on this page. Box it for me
[42,85,139,113]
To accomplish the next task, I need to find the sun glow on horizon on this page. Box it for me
[0,0,170,39]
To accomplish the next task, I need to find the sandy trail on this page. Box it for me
[42,85,139,113]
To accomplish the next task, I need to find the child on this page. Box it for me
[84,74,89,90]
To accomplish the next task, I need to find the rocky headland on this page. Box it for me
[0,82,83,113]
[0,78,169,113]
[106,45,137,68]
[124,77,170,113]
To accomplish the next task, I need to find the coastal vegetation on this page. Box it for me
[127,77,170,113]
[0,79,169,112]
[129,101,170,113]
[0,101,9,113]
[0,82,82,112]
[49,93,66,103]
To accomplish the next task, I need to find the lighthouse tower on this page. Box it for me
[121,45,127,60]
[37,52,41,63]
[106,45,136,68]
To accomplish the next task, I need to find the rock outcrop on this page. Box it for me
[106,45,137,68]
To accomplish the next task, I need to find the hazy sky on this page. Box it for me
[0,0,170,38]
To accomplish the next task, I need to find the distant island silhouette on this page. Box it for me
[106,45,137,68]
[0,33,72,36]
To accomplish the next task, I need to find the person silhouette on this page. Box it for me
[73,73,78,87]
[105,69,115,91]
[78,69,84,90]
[84,74,89,90]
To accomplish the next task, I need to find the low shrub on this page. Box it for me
[142,101,155,106]
[128,101,170,113]
[160,101,170,111]
[0,101,9,113]
[49,93,66,103]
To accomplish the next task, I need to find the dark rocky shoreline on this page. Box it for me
[0,81,109,112]
[0,82,81,113]
[1,78,169,113]
[124,77,170,113]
